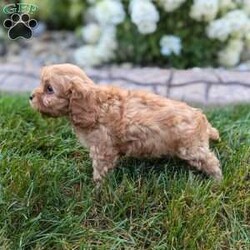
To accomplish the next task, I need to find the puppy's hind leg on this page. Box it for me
[90,145,119,183]
[189,150,222,181]
[178,146,222,181]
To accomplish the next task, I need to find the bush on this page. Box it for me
[23,0,85,30]
[74,0,250,68]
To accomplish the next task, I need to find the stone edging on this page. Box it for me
[0,63,250,105]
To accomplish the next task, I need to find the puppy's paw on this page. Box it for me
[212,168,223,182]
[93,169,103,184]
[94,179,102,189]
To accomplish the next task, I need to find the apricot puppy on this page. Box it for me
[30,64,222,182]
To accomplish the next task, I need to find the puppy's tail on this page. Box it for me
[208,123,220,141]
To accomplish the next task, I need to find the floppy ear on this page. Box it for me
[69,77,97,129]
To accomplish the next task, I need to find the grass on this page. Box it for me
[0,94,249,249]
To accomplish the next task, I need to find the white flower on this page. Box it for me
[218,39,244,67]
[94,0,125,26]
[74,45,101,67]
[85,7,97,23]
[75,26,118,67]
[243,0,250,15]
[206,18,231,41]
[224,10,249,38]
[207,9,250,41]
[137,22,158,34]
[82,23,101,44]
[96,26,118,61]
[218,0,236,12]
[87,0,97,4]
[218,50,241,67]
[190,0,219,22]
[245,21,250,47]
[160,35,182,56]
[227,39,244,52]
[157,0,186,12]
[245,33,250,48]
[130,0,159,34]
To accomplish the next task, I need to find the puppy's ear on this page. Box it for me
[68,77,84,98]
[69,77,97,128]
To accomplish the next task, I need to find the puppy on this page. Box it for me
[30,63,222,182]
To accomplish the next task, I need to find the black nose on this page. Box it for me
[29,95,33,100]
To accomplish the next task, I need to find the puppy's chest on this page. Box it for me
[75,130,89,148]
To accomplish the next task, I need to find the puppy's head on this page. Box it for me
[30,64,94,117]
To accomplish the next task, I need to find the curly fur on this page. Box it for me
[30,64,222,182]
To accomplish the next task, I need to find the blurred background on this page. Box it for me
[0,0,250,69]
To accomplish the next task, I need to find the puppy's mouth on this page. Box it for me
[30,99,64,118]
[29,99,37,110]
[29,98,38,111]
[29,96,49,116]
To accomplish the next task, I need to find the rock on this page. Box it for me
[0,42,7,56]
[236,61,250,71]
[0,63,250,105]
[33,22,46,37]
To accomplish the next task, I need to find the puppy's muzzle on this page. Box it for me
[29,93,35,101]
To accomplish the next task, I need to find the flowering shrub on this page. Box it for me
[24,0,85,29]
[130,0,159,34]
[75,0,250,68]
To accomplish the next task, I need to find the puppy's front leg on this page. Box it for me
[90,145,119,183]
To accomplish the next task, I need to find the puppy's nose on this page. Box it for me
[29,94,34,100]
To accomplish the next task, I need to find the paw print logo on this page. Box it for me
[3,13,37,40]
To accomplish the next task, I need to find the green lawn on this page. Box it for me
[0,94,249,249]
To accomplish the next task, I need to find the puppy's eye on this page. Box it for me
[46,85,54,94]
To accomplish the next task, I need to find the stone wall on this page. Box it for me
[0,63,250,105]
